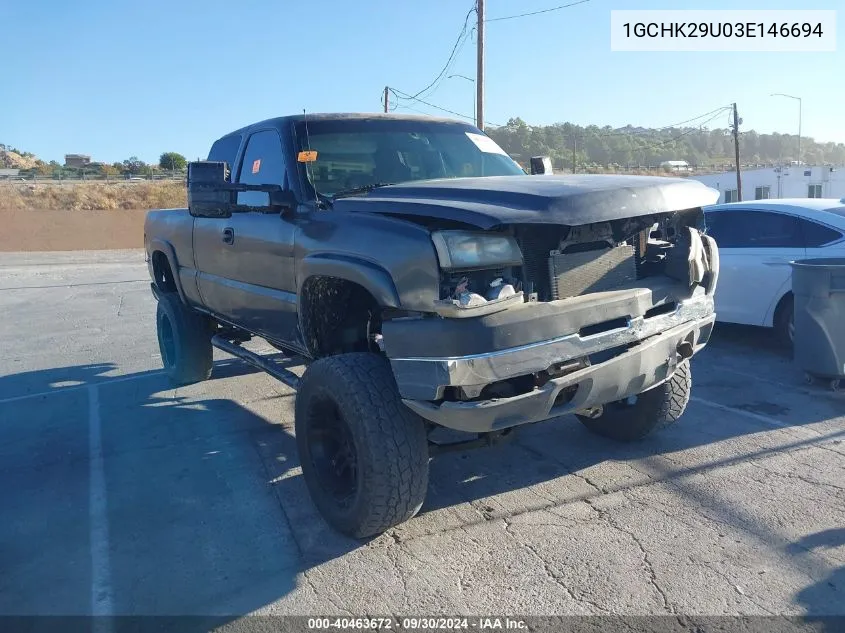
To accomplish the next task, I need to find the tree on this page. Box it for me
[487,118,845,172]
[159,152,187,171]
[122,156,146,174]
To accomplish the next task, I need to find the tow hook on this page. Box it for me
[677,340,694,360]
[575,405,603,419]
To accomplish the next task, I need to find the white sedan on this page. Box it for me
[702,198,845,346]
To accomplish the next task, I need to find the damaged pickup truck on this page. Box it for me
[144,113,720,537]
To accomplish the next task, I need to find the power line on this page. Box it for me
[390,88,484,124]
[631,110,728,152]
[486,0,591,23]
[391,89,474,121]
[390,88,503,127]
[594,106,733,139]
[648,106,734,131]
[402,4,476,102]
[394,103,435,116]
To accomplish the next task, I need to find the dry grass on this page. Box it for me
[0,170,695,214]
[0,181,187,211]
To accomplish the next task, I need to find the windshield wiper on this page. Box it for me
[331,183,395,200]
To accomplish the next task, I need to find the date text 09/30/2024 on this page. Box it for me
[307,617,528,630]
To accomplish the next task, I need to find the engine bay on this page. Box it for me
[437,208,707,311]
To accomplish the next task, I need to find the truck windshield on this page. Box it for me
[293,118,525,197]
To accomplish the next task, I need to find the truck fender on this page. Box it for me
[148,238,189,304]
[298,253,401,308]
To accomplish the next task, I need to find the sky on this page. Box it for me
[3,0,843,164]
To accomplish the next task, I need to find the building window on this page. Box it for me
[755,186,771,200]
[808,184,823,198]
[724,189,738,203]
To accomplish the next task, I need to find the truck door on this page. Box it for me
[193,128,299,345]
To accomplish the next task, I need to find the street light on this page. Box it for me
[770,93,802,166]
[448,74,476,124]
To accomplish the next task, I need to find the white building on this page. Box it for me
[693,165,845,203]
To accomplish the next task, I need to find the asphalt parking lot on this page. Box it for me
[1,249,843,621]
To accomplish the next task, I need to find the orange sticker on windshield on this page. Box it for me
[298,150,318,163]
[251,159,261,174]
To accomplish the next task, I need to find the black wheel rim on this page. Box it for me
[158,313,176,369]
[306,394,358,508]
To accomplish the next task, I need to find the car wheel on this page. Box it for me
[576,361,691,442]
[774,294,794,350]
[156,292,214,385]
[295,353,429,538]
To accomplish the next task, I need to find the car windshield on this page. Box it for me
[293,118,525,197]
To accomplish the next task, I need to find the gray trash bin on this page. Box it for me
[790,257,845,389]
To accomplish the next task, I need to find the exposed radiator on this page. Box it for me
[548,244,637,300]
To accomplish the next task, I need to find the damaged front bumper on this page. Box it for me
[385,288,715,433]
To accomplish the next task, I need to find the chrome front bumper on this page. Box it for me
[401,312,715,433]
[389,293,715,402]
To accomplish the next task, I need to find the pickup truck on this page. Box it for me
[144,113,720,538]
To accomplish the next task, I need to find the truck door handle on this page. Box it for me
[222,228,235,245]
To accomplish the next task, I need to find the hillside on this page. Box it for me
[487,118,845,170]
[0,149,39,170]
[0,181,186,211]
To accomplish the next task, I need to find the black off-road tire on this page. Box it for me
[156,292,214,385]
[295,353,429,538]
[576,361,692,442]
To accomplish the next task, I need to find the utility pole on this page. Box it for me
[572,136,577,174]
[476,0,484,130]
[383,86,389,113]
[731,102,742,201]
[797,98,802,166]
[771,93,802,166]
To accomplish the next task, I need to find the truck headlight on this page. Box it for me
[431,231,523,270]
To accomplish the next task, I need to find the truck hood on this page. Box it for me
[332,174,720,229]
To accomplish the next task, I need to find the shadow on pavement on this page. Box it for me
[1,341,841,622]
[792,528,845,618]
[0,358,361,626]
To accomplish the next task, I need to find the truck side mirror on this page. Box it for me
[269,188,298,214]
[187,161,235,218]
[530,156,554,175]
[187,161,298,217]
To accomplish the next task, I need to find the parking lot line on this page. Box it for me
[0,351,284,406]
[88,384,114,619]
[0,371,167,405]
[0,279,148,291]
[710,364,808,393]
[691,395,792,430]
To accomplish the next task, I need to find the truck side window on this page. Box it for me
[236,130,288,208]
[207,135,242,169]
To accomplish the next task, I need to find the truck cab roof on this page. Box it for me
[218,112,473,142]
